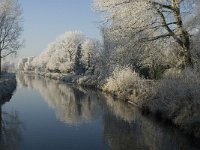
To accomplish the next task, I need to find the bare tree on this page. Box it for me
[0,0,23,74]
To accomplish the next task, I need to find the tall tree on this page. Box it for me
[94,0,199,68]
[0,0,23,74]
[74,44,84,75]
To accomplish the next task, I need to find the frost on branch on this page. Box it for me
[17,31,102,75]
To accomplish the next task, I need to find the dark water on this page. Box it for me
[1,74,199,150]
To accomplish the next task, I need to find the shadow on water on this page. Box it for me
[103,96,200,150]
[0,77,22,150]
[16,73,200,150]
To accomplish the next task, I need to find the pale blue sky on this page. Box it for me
[18,0,101,57]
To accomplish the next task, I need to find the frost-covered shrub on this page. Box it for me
[17,57,35,71]
[59,62,74,73]
[46,56,60,72]
[103,66,146,99]
[24,57,34,71]
[1,60,15,72]
[81,39,101,70]
[17,58,28,71]
[144,69,200,136]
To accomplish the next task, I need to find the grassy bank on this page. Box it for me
[141,70,200,137]
[0,73,17,104]
[21,71,101,88]
[102,67,200,137]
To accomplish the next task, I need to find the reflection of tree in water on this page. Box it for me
[0,109,22,150]
[0,82,22,150]
[17,74,103,125]
[17,74,199,150]
[103,96,199,150]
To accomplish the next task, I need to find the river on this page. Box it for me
[1,74,199,150]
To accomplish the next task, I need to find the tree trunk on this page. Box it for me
[69,52,72,62]
[172,0,193,68]
[0,106,1,144]
[183,34,193,68]
[0,51,1,76]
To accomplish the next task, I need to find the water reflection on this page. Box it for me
[103,96,199,150]
[0,83,22,150]
[17,74,102,125]
[16,74,199,150]
[0,109,22,150]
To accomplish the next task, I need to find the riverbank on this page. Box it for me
[0,73,17,104]
[21,71,102,88]
[19,70,200,138]
[141,70,200,138]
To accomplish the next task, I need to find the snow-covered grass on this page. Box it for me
[21,71,100,88]
[0,73,17,103]
[102,66,148,101]
[142,69,200,136]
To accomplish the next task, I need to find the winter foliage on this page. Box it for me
[103,66,145,99]
[17,31,102,75]
[95,0,200,70]
[142,69,200,136]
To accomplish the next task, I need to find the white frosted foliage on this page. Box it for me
[17,31,102,74]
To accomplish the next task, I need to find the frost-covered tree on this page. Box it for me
[45,31,85,73]
[82,39,102,73]
[74,44,85,75]
[82,39,94,69]
[139,38,182,79]
[94,0,200,69]
[35,42,58,72]
[24,57,34,71]
[30,31,85,73]
[0,0,23,74]
[17,58,28,71]
[95,27,116,78]
[17,31,102,74]
[58,31,85,62]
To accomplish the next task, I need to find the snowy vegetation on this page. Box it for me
[16,0,200,136]
[143,69,200,136]
[17,31,102,76]
[91,0,200,136]
[103,66,147,100]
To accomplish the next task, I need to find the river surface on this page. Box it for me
[1,74,199,150]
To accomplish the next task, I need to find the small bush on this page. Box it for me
[103,66,146,100]
[143,68,200,136]
[59,62,74,73]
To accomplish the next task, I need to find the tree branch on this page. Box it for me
[1,51,16,58]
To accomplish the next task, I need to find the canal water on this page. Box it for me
[1,74,199,150]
